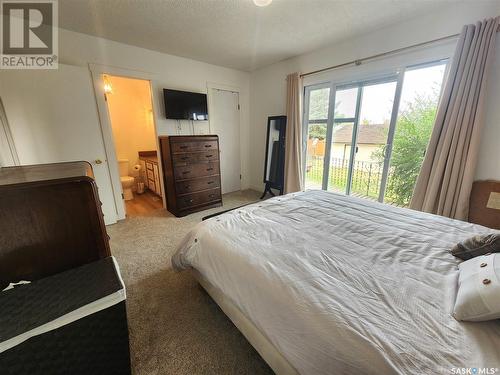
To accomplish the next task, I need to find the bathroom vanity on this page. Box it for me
[138,151,162,197]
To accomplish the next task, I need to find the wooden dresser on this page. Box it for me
[159,135,222,217]
[0,161,111,289]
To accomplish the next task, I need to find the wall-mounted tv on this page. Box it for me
[163,89,208,120]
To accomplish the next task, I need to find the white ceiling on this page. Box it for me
[59,0,449,72]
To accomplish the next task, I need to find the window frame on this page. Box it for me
[302,82,330,185]
[302,57,449,201]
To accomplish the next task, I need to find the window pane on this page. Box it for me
[334,87,358,120]
[358,82,396,125]
[349,156,384,200]
[308,88,330,120]
[384,63,447,207]
[327,122,354,193]
[349,81,395,200]
[305,122,326,189]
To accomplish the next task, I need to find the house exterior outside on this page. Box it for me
[306,123,389,164]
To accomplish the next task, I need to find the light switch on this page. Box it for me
[486,192,500,210]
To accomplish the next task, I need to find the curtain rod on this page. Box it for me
[300,24,500,79]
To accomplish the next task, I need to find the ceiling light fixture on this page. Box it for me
[253,0,272,7]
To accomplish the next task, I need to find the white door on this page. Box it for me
[210,88,240,194]
[0,64,118,224]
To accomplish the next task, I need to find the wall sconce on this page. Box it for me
[103,75,113,94]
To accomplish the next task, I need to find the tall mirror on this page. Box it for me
[261,115,287,199]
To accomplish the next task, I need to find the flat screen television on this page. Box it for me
[163,89,208,120]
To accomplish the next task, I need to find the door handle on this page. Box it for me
[382,145,388,159]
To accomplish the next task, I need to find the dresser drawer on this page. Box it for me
[176,176,220,195]
[177,189,221,210]
[173,151,218,165]
[159,136,222,217]
[172,140,218,153]
[146,169,154,180]
[173,162,220,180]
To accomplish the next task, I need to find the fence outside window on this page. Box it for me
[305,156,392,204]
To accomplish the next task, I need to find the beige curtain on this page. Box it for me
[410,17,499,220]
[284,72,304,193]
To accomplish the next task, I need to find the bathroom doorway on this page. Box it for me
[103,74,163,217]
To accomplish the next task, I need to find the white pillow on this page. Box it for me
[453,253,500,321]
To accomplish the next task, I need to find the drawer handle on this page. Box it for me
[209,194,216,198]
[180,146,188,149]
[181,156,190,160]
[185,185,190,189]
[205,154,213,158]
[182,171,191,175]
[185,199,194,203]
[207,181,214,185]
[204,144,212,148]
[206,168,214,171]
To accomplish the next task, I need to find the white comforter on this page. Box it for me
[172,190,500,375]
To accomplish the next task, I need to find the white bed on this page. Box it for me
[172,190,500,375]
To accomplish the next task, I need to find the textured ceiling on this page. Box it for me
[59,0,449,72]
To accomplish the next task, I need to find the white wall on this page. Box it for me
[58,28,251,189]
[0,65,120,223]
[249,2,500,190]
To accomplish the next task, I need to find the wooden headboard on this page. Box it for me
[469,180,500,230]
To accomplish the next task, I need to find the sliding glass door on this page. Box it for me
[304,60,447,206]
[383,62,447,206]
[305,76,400,201]
[325,86,357,194]
[304,84,330,189]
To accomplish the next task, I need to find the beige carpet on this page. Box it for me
[107,190,274,375]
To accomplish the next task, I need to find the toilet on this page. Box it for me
[118,159,135,201]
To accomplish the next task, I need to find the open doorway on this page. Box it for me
[103,74,163,217]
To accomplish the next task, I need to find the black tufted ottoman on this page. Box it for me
[0,256,131,375]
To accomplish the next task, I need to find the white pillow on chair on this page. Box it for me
[453,253,500,322]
